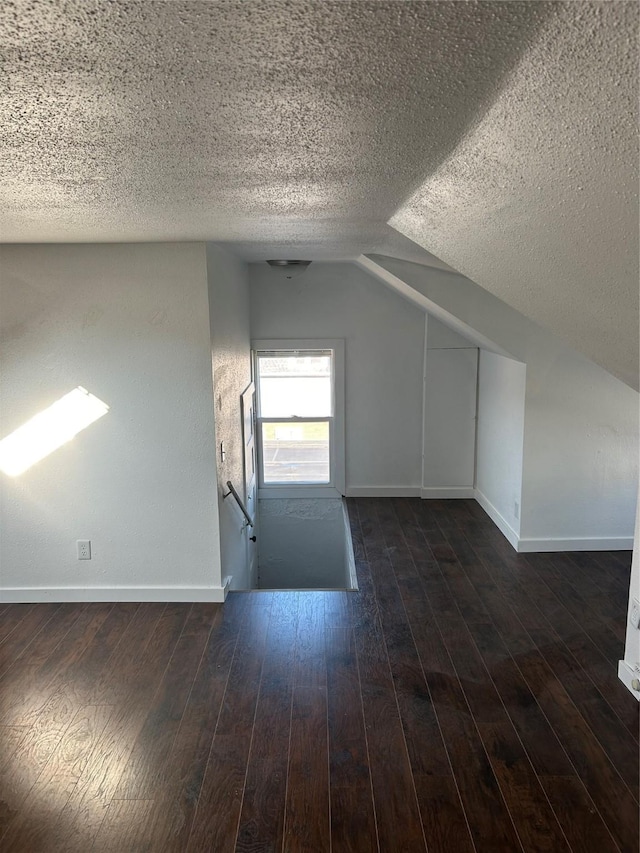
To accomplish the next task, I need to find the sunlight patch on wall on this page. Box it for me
[0,387,109,476]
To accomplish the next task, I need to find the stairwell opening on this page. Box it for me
[254,497,357,591]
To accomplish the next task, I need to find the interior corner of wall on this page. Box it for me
[211,537,224,592]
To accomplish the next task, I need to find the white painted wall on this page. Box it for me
[423,315,478,495]
[370,256,639,550]
[257,498,349,589]
[0,243,223,601]
[250,262,425,494]
[207,244,253,590]
[426,316,476,350]
[520,353,638,548]
[476,350,526,544]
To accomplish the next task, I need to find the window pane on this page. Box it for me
[257,353,332,417]
[261,421,330,484]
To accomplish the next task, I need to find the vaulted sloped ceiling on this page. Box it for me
[391,2,639,391]
[0,1,637,387]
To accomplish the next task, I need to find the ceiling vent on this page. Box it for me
[266,259,312,279]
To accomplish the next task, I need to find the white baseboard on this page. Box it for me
[474,490,520,551]
[474,490,634,553]
[342,499,359,590]
[517,536,634,552]
[345,486,475,499]
[0,585,228,604]
[345,486,421,497]
[618,661,640,701]
[421,487,476,499]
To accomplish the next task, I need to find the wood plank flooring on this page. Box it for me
[0,497,637,852]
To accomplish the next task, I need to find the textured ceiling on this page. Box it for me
[1,1,637,386]
[391,2,639,389]
[1,0,550,254]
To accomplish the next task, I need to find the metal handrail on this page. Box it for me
[223,480,254,527]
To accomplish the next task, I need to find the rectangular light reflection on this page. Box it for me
[0,387,109,476]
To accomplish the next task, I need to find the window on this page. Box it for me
[253,340,345,496]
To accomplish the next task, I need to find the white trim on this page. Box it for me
[421,487,476,499]
[421,313,429,494]
[342,498,359,590]
[253,339,345,496]
[617,660,640,701]
[355,255,517,360]
[474,489,634,553]
[474,489,520,550]
[0,585,228,604]
[517,536,634,553]
[345,486,421,497]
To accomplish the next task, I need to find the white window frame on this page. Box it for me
[253,339,345,499]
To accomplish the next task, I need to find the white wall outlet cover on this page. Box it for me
[77,539,91,560]
[630,598,640,630]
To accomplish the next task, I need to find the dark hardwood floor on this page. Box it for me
[0,497,637,852]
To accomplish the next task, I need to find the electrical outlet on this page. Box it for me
[77,540,91,560]
[630,598,640,630]
[514,501,520,520]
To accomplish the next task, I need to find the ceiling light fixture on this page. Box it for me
[266,260,312,279]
